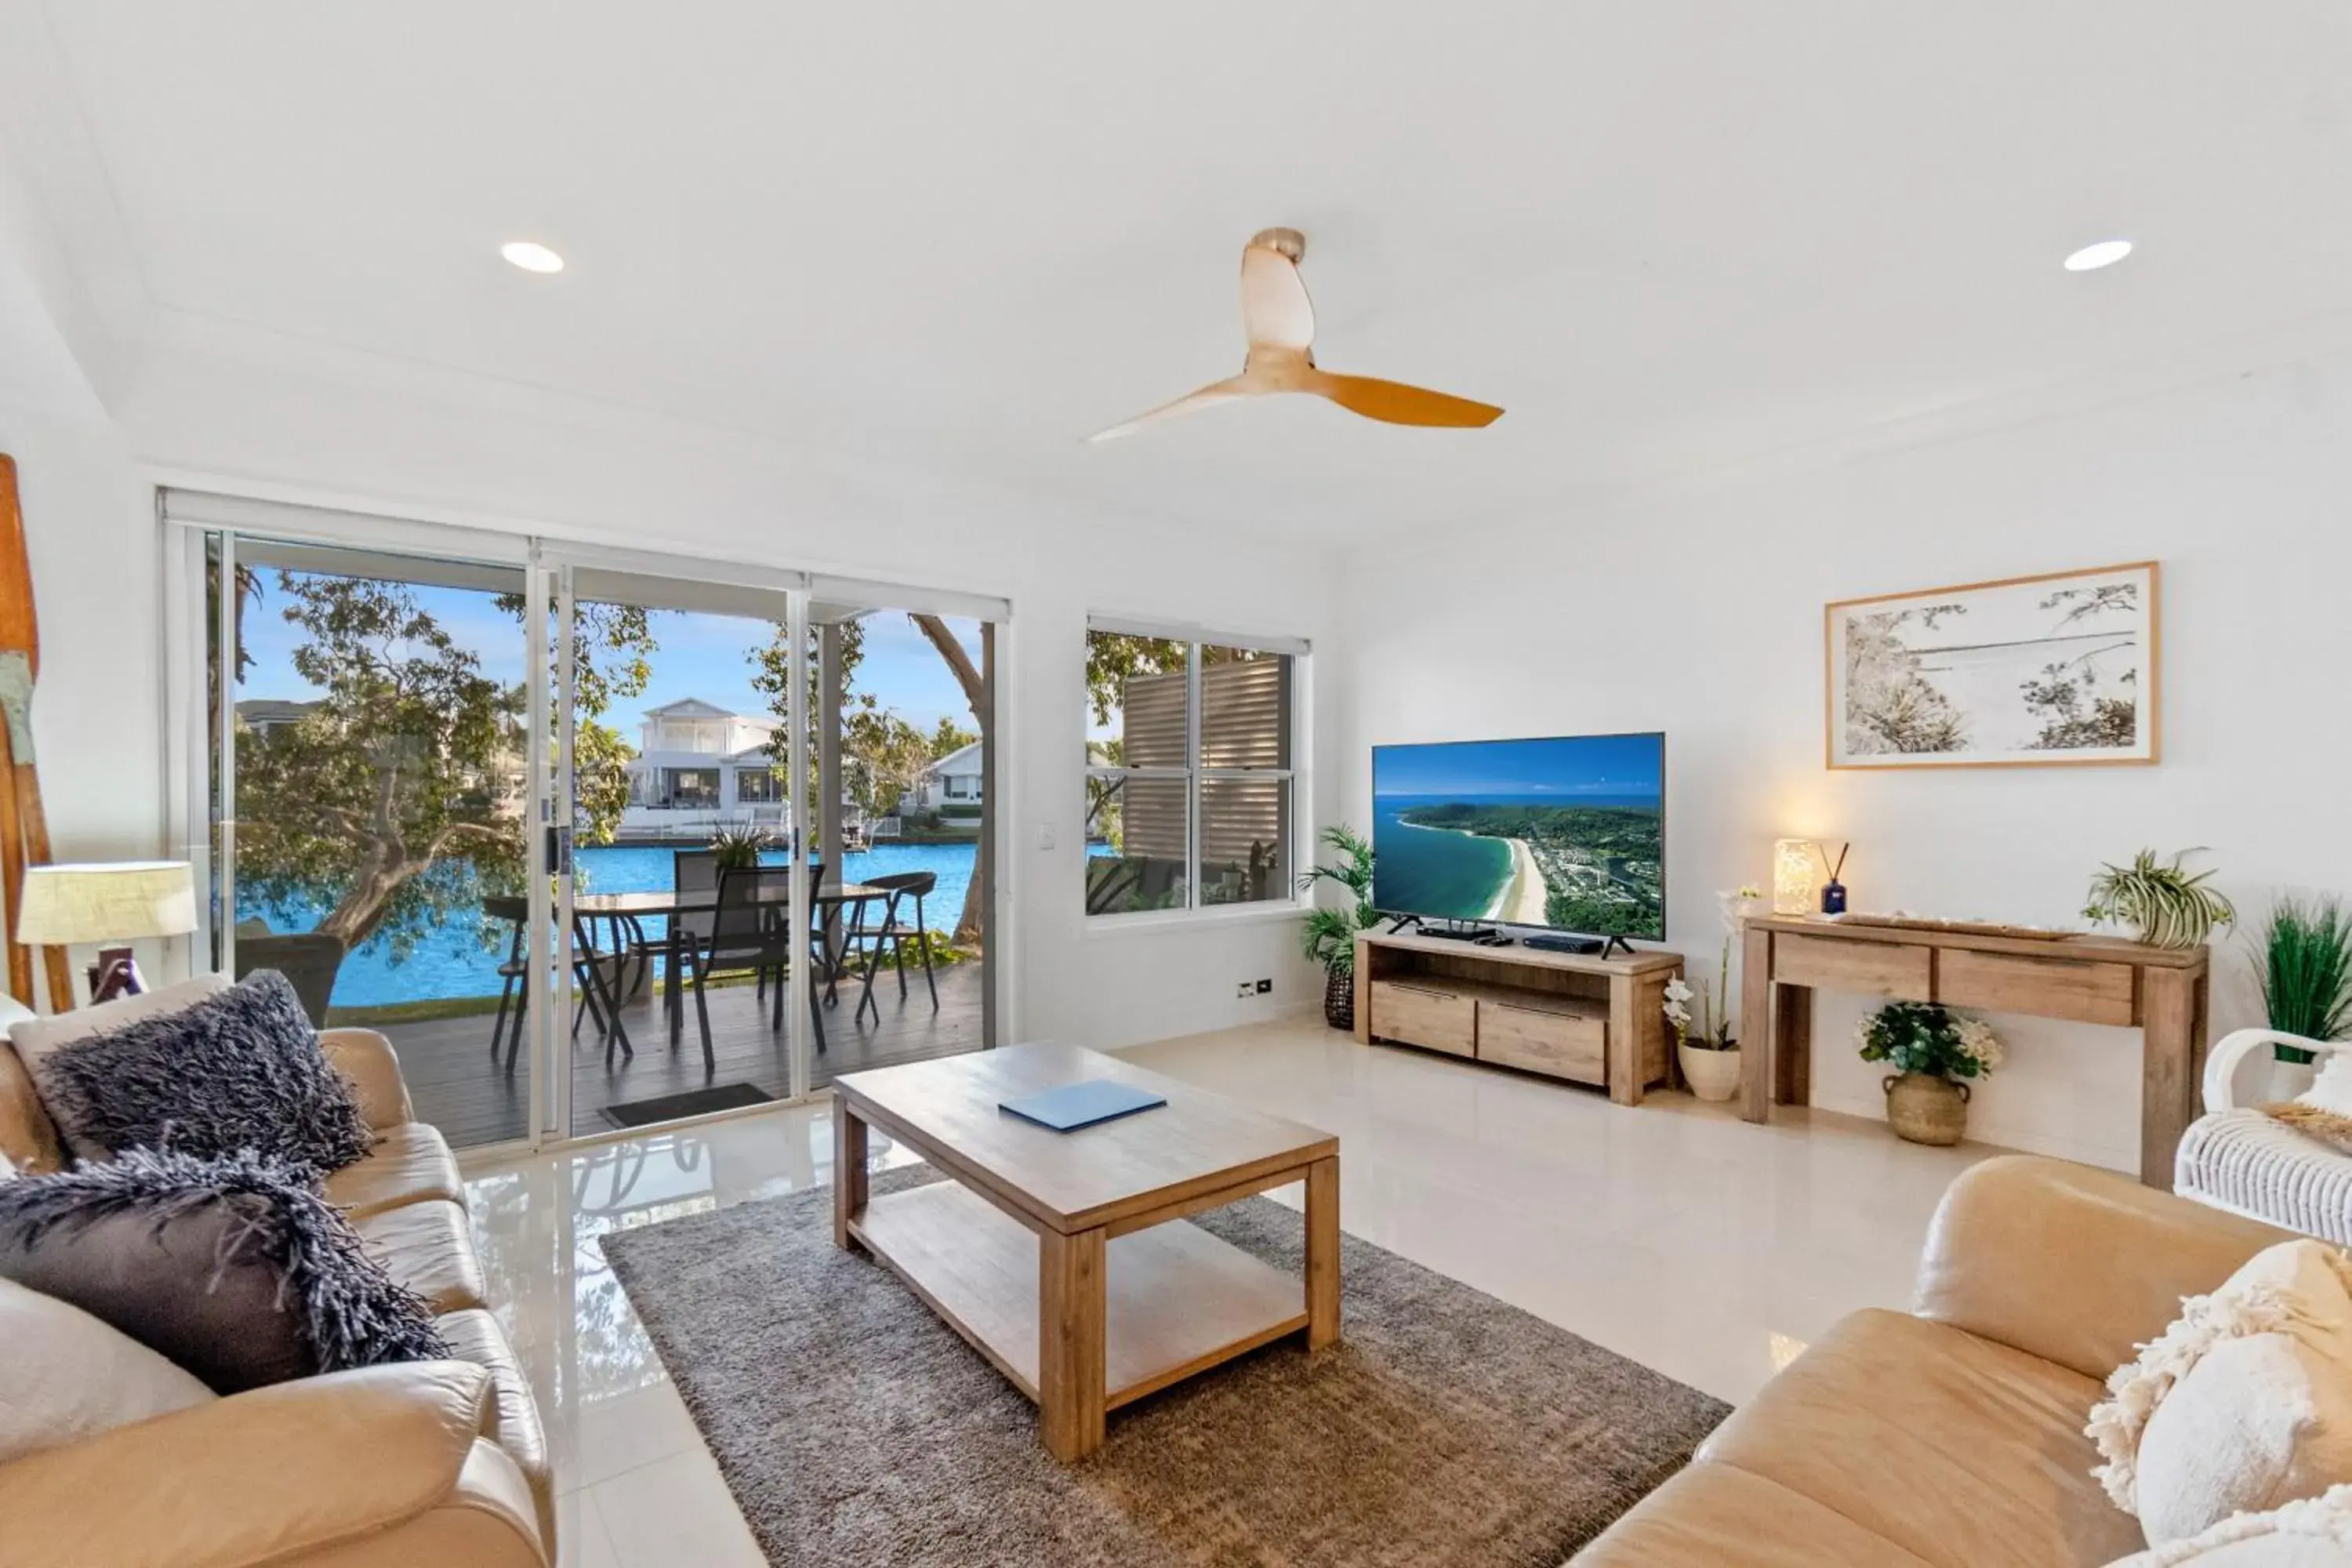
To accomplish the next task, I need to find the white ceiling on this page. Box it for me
[11,1,2352,538]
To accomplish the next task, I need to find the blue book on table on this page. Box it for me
[998,1078,1167,1133]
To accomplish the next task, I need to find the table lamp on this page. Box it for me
[1773,839,1821,915]
[14,861,199,1005]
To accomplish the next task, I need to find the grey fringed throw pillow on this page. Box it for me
[31,970,371,1172]
[0,1148,449,1392]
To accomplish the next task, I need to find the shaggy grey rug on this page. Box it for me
[604,1167,1726,1567]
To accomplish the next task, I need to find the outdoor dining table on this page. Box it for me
[571,880,886,1055]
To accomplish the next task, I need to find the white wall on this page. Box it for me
[1337,350,2352,1172]
[0,315,1333,1041]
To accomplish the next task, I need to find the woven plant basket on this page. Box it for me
[1323,967,1355,1032]
[1883,1072,1969,1146]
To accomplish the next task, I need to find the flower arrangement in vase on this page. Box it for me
[1662,886,1762,1102]
[1854,1000,2002,1145]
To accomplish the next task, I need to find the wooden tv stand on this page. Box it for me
[1352,931,1685,1104]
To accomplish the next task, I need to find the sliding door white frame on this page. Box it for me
[159,490,1017,1157]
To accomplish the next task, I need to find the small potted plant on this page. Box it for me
[2242,894,2352,1102]
[710,822,771,872]
[2083,848,2237,949]
[1298,826,1379,1032]
[1855,1000,2002,1145]
[1662,886,1761,1102]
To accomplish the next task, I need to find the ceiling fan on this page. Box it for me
[1086,228,1504,442]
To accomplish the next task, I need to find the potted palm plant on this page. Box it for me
[1298,825,1379,1032]
[2244,895,2352,1102]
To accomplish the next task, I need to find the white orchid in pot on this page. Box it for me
[1664,886,1762,1102]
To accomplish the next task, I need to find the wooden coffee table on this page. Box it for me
[830,1042,1341,1461]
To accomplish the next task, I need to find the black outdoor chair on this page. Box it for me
[483,895,622,1074]
[673,863,829,1072]
[848,870,941,1011]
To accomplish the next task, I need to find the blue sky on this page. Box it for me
[236,575,985,737]
[1373,733,1663,799]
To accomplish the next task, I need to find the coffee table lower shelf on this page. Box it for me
[848,1179,1309,1411]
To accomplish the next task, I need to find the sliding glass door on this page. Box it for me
[799,589,996,1091]
[543,561,811,1140]
[181,495,1006,1153]
[205,532,540,1150]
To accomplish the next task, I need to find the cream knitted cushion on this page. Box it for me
[2103,1483,2352,1564]
[2091,1241,2352,1545]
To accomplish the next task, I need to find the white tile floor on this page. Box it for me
[460,1016,2003,1567]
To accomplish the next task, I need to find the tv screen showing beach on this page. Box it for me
[1371,734,1664,938]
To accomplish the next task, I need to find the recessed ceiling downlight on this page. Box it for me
[2063,238,2132,273]
[500,241,564,274]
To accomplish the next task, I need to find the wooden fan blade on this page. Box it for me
[1084,375,1256,443]
[1240,244,1314,351]
[1307,371,1503,429]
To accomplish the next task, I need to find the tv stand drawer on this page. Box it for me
[1369,981,1475,1058]
[1477,997,1606,1084]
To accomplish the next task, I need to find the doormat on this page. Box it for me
[600,1081,776,1129]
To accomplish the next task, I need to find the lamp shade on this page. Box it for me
[15,862,198,946]
[1772,840,1821,916]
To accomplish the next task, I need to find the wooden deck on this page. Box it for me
[383,961,987,1148]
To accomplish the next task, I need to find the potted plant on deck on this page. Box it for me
[1856,1000,2003,1145]
[1298,826,1379,1032]
[1662,886,1760,1102]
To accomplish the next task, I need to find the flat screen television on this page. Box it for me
[1371,732,1665,939]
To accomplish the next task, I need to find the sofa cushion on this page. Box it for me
[1573,1458,1936,1567]
[325,1123,466,1220]
[356,1199,485,1316]
[26,971,373,1173]
[2103,1482,2352,1566]
[437,1308,555,1553]
[0,1276,215,1465]
[6,975,228,1080]
[1696,1308,2147,1568]
[2092,1240,2352,1545]
[0,1148,450,1394]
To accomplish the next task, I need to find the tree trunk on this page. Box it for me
[312,860,412,950]
[911,614,988,949]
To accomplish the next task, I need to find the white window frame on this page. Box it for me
[1083,618,1308,926]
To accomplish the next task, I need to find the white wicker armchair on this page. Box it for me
[2175,1027,2352,1245]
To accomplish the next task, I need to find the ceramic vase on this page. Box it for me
[1679,1042,1743,1102]
[1883,1072,1969,1146]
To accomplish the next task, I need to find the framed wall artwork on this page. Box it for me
[1825,561,2159,769]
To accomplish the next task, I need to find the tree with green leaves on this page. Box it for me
[495,596,659,844]
[237,573,524,956]
[842,707,935,818]
[929,717,976,759]
[235,574,657,957]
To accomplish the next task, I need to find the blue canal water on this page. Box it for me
[238,841,977,1008]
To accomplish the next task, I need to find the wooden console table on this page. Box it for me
[1354,931,1685,1104]
[1737,916,2210,1188]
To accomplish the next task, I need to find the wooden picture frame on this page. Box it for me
[1824,561,2160,770]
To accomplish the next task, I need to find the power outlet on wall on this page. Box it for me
[1235,981,1254,999]
[1254,978,1272,994]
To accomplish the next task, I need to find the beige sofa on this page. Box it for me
[1577,1156,2294,1566]
[0,1023,551,1568]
